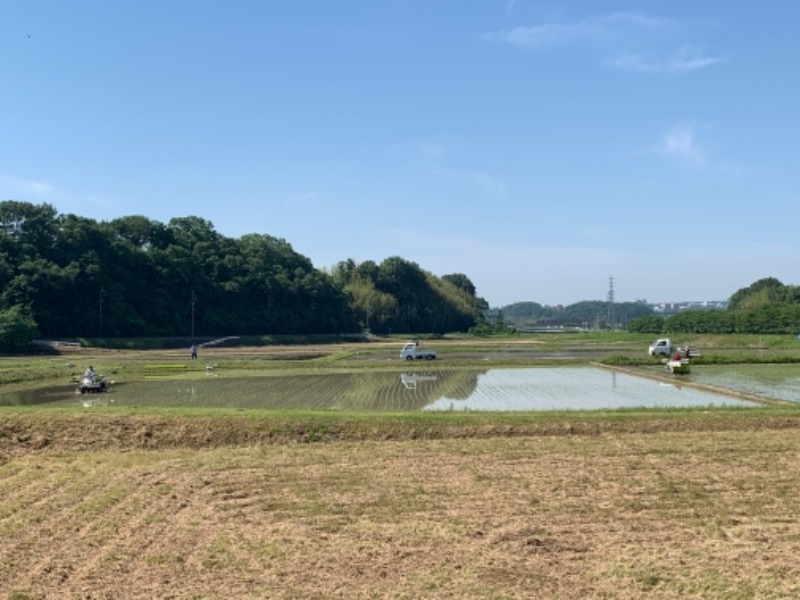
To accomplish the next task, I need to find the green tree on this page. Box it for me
[628,315,665,334]
[442,273,477,297]
[0,201,58,252]
[728,277,785,311]
[0,305,39,351]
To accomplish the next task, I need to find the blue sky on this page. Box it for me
[2,1,798,307]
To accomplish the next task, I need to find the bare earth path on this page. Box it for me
[2,428,800,599]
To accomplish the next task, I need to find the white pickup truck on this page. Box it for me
[399,341,437,361]
[648,338,699,358]
[648,338,674,356]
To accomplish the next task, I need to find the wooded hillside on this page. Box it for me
[0,201,487,348]
[628,278,800,335]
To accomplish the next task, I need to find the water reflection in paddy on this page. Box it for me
[0,368,759,411]
[691,364,800,404]
[421,368,757,411]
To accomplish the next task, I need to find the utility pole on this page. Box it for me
[99,286,106,338]
[191,289,196,340]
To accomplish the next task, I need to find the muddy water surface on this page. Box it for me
[0,367,762,411]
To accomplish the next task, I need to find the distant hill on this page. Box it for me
[497,300,655,330]
[497,279,800,334]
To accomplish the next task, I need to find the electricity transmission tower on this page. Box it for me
[607,276,615,329]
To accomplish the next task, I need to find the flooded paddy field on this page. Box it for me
[691,364,800,403]
[0,367,765,411]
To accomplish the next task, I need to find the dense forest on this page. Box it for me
[0,201,488,349]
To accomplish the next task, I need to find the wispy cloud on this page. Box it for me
[398,138,504,193]
[609,45,727,73]
[0,174,136,218]
[661,123,705,165]
[391,139,448,160]
[472,172,505,195]
[483,11,673,49]
[629,122,744,175]
[0,175,55,197]
[483,11,724,73]
[284,192,319,204]
[420,142,446,158]
[433,167,505,196]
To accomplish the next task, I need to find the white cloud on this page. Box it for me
[661,123,705,165]
[484,12,724,74]
[420,142,446,158]
[667,45,727,71]
[395,139,503,195]
[610,45,727,73]
[284,192,319,204]
[483,11,672,49]
[473,172,505,195]
[483,22,591,49]
[433,167,505,195]
[0,175,55,197]
[600,12,673,30]
[628,123,743,175]
[390,139,448,160]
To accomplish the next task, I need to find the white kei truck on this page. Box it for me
[399,341,437,361]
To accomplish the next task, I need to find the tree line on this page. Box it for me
[0,201,488,350]
[628,278,800,335]
[499,277,800,336]
[499,300,653,330]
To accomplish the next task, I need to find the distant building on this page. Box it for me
[652,300,728,314]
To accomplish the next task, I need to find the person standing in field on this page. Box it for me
[190,344,198,360]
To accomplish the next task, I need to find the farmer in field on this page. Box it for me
[190,344,198,360]
[84,365,96,380]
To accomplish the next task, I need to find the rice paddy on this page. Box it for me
[0,367,765,411]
